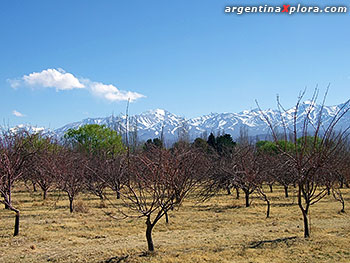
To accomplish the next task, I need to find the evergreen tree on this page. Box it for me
[216,134,236,155]
[207,133,216,149]
[193,137,208,152]
[143,138,163,151]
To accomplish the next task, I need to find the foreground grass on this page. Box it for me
[0,186,349,263]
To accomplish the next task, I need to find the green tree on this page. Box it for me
[256,140,295,155]
[296,135,322,153]
[256,140,279,154]
[216,134,236,155]
[64,124,125,155]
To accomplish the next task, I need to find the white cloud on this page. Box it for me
[89,82,145,102]
[12,110,25,117]
[22,68,85,90]
[8,68,145,103]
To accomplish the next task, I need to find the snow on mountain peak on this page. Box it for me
[13,101,348,143]
[9,124,46,134]
[154,109,165,116]
[303,100,314,105]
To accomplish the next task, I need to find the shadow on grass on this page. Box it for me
[105,251,157,263]
[195,204,244,213]
[248,236,297,249]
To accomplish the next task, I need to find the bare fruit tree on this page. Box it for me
[121,146,206,251]
[234,145,261,208]
[258,90,350,238]
[95,153,127,200]
[84,153,108,200]
[29,136,59,200]
[54,149,87,213]
[0,131,36,236]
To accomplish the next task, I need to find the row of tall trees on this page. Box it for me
[1,92,350,250]
[0,126,208,251]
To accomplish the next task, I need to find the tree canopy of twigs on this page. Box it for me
[257,89,350,237]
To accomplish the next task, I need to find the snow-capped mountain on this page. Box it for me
[9,124,46,134]
[53,101,350,143]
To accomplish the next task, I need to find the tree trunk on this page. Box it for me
[14,211,20,236]
[146,216,154,251]
[298,184,310,238]
[165,211,169,224]
[266,200,270,218]
[43,189,47,200]
[244,190,250,207]
[301,209,309,238]
[1,194,9,209]
[226,186,231,195]
[284,185,289,198]
[269,184,273,193]
[115,183,121,199]
[1,193,9,209]
[175,192,181,204]
[69,198,74,213]
[235,187,240,199]
[32,181,37,192]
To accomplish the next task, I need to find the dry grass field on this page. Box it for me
[1,185,350,263]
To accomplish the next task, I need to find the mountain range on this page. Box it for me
[8,101,350,143]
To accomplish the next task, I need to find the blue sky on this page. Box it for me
[1,0,350,129]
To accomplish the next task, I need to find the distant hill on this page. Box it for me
[51,101,350,142]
